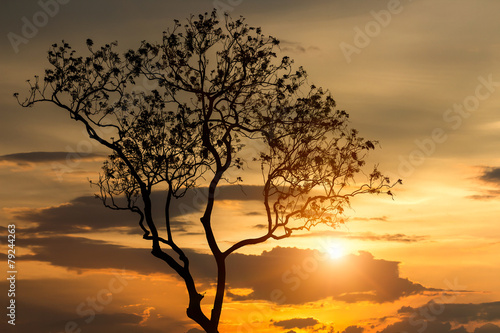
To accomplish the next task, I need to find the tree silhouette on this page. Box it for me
[16,11,399,333]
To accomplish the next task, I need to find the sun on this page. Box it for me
[326,243,345,259]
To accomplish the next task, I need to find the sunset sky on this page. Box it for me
[2,1,500,332]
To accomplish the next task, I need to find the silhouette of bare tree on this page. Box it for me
[16,10,399,333]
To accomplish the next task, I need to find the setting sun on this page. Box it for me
[326,243,346,260]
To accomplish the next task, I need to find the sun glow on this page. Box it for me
[326,243,345,259]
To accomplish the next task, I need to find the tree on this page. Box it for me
[16,11,399,333]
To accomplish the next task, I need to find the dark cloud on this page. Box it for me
[0,277,190,333]
[343,326,365,333]
[246,211,264,216]
[1,300,164,333]
[279,40,321,54]
[14,195,140,234]
[11,185,265,235]
[273,317,319,329]
[226,248,434,304]
[469,167,500,200]
[479,167,500,184]
[19,236,217,282]
[398,300,500,324]
[377,301,500,333]
[18,233,433,305]
[0,151,103,165]
[468,194,499,200]
[378,320,467,333]
[467,189,500,201]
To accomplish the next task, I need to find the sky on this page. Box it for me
[1,0,500,332]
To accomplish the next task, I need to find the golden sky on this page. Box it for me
[2,1,500,332]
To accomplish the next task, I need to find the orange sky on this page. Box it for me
[2,1,500,333]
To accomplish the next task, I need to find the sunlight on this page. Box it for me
[326,243,345,260]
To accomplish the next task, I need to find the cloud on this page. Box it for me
[19,236,217,281]
[398,300,500,324]
[3,300,164,333]
[18,233,433,306]
[343,326,365,333]
[11,185,265,235]
[0,276,191,333]
[467,193,500,201]
[279,40,321,54]
[377,301,500,333]
[20,236,161,273]
[0,151,103,166]
[273,317,319,329]
[469,167,500,200]
[378,320,468,333]
[479,167,500,184]
[246,211,264,216]
[13,196,140,234]
[225,248,435,304]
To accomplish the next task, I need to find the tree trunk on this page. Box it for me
[211,255,226,330]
